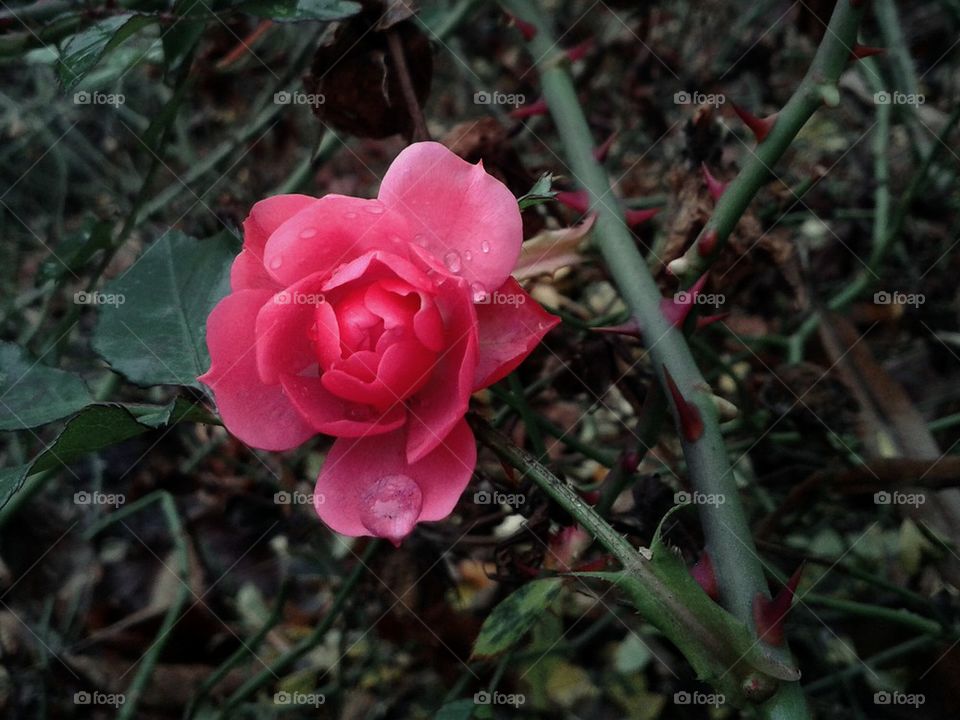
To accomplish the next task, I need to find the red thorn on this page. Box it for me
[661,272,709,328]
[850,44,885,60]
[593,131,618,162]
[691,551,719,600]
[565,38,593,62]
[556,189,591,214]
[697,228,719,257]
[572,555,611,573]
[662,366,704,442]
[592,320,643,339]
[625,207,660,227]
[510,98,548,119]
[696,312,728,330]
[732,104,777,143]
[579,489,601,505]
[498,458,517,484]
[700,163,727,201]
[507,13,537,41]
[621,449,641,473]
[753,564,804,646]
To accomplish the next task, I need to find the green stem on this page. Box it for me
[674,0,866,277]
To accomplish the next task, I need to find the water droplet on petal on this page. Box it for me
[360,474,423,545]
[463,250,472,261]
[347,405,371,420]
[414,234,428,247]
[344,211,358,219]
[480,240,491,254]
[443,250,462,274]
[389,234,403,244]
[365,203,385,215]
[269,255,283,270]
[300,227,318,239]
[470,281,488,303]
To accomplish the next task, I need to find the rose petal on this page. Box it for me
[230,248,280,291]
[313,419,476,543]
[281,373,406,437]
[473,277,560,389]
[263,196,411,286]
[378,142,522,291]
[254,272,329,384]
[198,290,315,451]
[405,276,478,463]
[243,194,318,255]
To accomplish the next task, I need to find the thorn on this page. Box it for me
[662,366,704,442]
[510,97,548,119]
[851,44,884,60]
[732,104,777,143]
[696,312,728,330]
[753,564,804,646]
[697,228,719,257]
[498,458,517,484]
[691,551,719,600]
[555,189,591,214]
[579,489,601,505]
[666,256,691,278]
[710,393,739,422]
[593,131,618,162]
[621,449,641,473]
[571,555,611,573]
[625,207,660,227]
[700,163,728,201]
[592,319,643,339]
[565,37,593,62]
[661,272,709,328]
[507,13,537,41]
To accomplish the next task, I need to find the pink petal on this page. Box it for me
[405,277,478,463]
[473,278,560,389]
[230,249,279,291]
[198,290,315,451]
[313,419,476,544]
[281,373,406,437]
[242,194,318,255]
[377,141,522,291]
[263,196,411,287]
[254,272,329,384]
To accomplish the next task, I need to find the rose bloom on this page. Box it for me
[199,142,558,544]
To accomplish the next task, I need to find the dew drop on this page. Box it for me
[463,250,472,261]
[299,227,318,239]
[470,281,489,303]
[344,211,359,219]
[480,240,491,254]
[414,234,428,247]
[443,250,462,274]
[347,405,371,420]
[389,234,403,244]
[365,203,385,215]
[269,255,283,270]
[360,474,423,545]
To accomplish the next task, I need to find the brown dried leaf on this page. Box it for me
[513,215,595,280]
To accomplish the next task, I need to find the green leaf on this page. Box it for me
[0,404,154,509]
[92,230,237,389]
[58,13,156,91]
[0,342,92,431]
[471,578,562,660]
[234,0,362,22]
[435,699,475,720]
[39,219,113,283]
[518,172,557,210]
[162,0,207,73]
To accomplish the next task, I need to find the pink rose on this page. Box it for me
[199,142,558,544]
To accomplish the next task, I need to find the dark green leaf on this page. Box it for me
[92,230,237,389]
[39,219,113,283]
[235,0,362,22]
[518,172,556,210]
[0,342,92,431]
[471,578,562,660]
[58,13,156,91]
[435,699,475,720]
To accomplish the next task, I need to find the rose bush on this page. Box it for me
[199,142,559,544]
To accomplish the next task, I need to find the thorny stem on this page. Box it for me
[499,1,867,718]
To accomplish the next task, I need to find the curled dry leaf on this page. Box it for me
[513,214,595,280]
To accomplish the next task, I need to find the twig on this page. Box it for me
[387,29,431,142]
